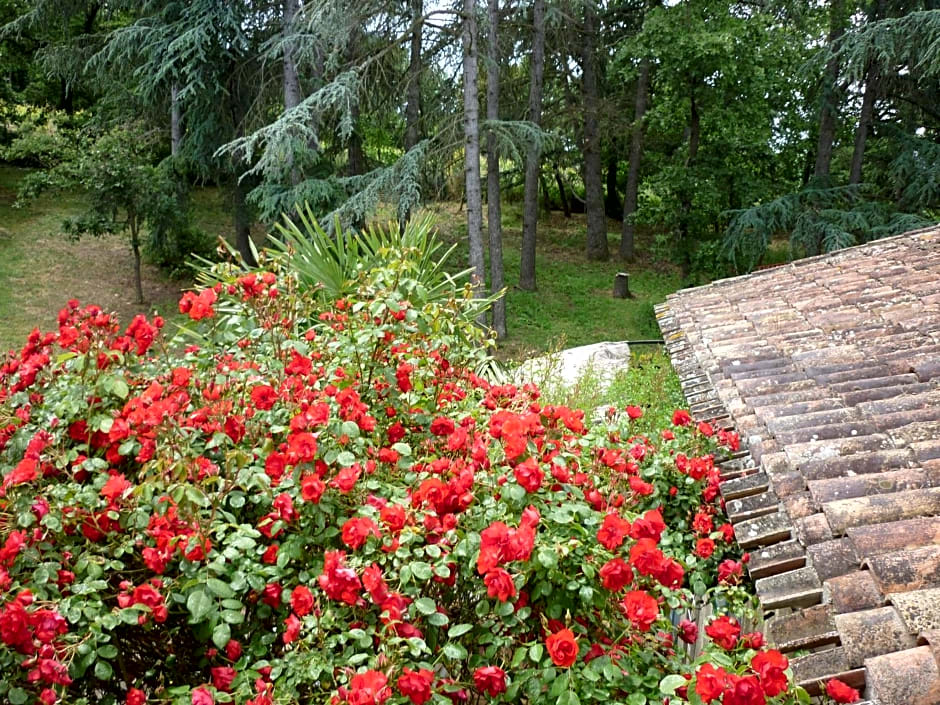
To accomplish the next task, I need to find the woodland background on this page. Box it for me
[0,0,937,348]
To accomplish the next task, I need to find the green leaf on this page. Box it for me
[410,561,433,581]
[206,577,235,599]
[443,643,468,660]
[212,622,232,650]
[448,623,473,638]
[97,645,119,659]
[94,659,113,681]
[529,643,544,663]
[8,689,28,705]
[557,690,580,705]
[427,611,449,626]
[336,451,356,467]
[659,674,687,695]
[414,597,437,615]
[187,588,213,623]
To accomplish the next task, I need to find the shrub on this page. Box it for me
[0,224,810,705]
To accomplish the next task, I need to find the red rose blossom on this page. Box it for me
[705,615,741,650]
[397,667,434,705]
[546,628,579,668]
[825,679,860,703]
[473,666,506,696]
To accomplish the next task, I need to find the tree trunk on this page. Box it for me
[678,86,700,273]
[486,0,506,339]
[171,84,182,157]
[814,0,846,180]
[519,0,548,291]
[130,220,144,305]
[849,0,885,185]
[581,0,608,261]
[519,0,546,291]
[283,0,303,187]
[849,68,878,185]
[620,57,649,261]
[405,0,423,153]
[234,179,256,267]
[554,164,571,218]
[462,0,486,301]
[347,100,366,177]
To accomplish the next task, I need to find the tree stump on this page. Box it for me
[613,272,631,299]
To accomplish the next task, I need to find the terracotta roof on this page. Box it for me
[656,225,940,705]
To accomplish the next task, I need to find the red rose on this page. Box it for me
[678,618,698,644]
[695,663,728,703]
[341,516,380,550]
[743,631,765,649]
[625,405,643,419]
[705,615,741,650]
[513,457,544,493]
[262,582,282,608]
[630,509,665,542]
[672,409,692,426]
[300,473,325,503]
[287,431,317,463]
[347,670,391,704]
[397,667,434,705]
[546,628,579,668]
[695,538,716,559]
[250,385,277,410]
[599,558,633,591]
[225,639,242,661]
[622,590,659,632]
[597,513,632,550]
[430,416,455,436]
[211,666,236,692]
[191,687,214,705]
[484,568,517,602]
[473,666,507,696]
[718,559,743,584]
[262,544,279,565]
[751,649,788,696]
[722,674,765,705]
[290,585,314,616]
[126,689,147,705]
[282,613,301,644]
[825,679,860,703]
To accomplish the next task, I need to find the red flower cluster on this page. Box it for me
[117,579,169,624]
[694,648,789,705]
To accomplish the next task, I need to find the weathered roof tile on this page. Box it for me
[864,646,940,705]
[834,606,917,667]
[823,487,940,535]
[889,588,940,634]
[659,227,940,699]
[847,516,940,560]
[865,545,940,594]
[766,604,838,652]
[826,571,884,614]
[755,566,823,610]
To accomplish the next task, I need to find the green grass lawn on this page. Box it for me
[0,168,685,410]
[419,201,682,360]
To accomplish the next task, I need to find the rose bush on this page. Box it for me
[0,224,819,705]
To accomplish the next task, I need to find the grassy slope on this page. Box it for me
[420,201,682,360]
[0,166,185,350]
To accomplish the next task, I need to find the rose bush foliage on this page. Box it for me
[0,235,820,705]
